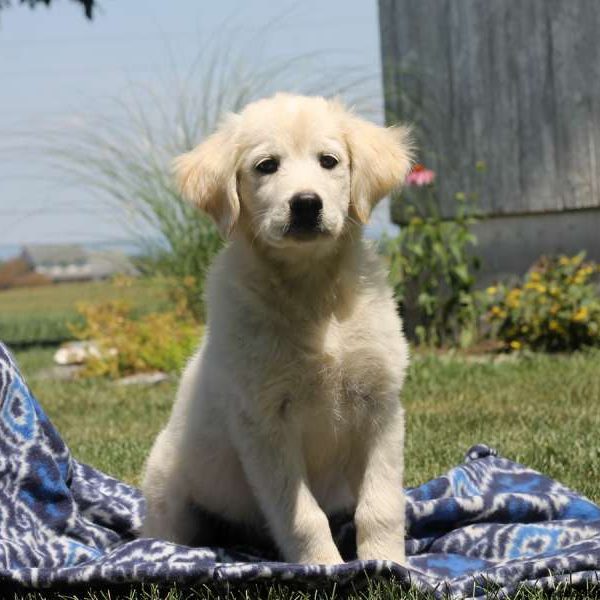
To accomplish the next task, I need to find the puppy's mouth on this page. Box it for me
[283,223,331,242]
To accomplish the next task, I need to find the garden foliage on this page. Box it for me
[70,276,202,378]
[486,253,600,352]
[381,165,481,348]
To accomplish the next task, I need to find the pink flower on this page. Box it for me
[406,164,436,187]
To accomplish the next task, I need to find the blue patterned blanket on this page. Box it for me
[1,341,600,598]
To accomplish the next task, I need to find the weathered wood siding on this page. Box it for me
[379,0,600,219]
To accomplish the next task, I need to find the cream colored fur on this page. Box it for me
[141,93,413,565]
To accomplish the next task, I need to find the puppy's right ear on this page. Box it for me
[173,114,241,238]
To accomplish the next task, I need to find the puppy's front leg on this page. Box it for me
[351,404,406,564]
[231,411,342,565]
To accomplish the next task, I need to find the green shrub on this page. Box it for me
[381,166,481,348]
[136,217,223,319]
[486,253,600,352]
[70,277,202,378]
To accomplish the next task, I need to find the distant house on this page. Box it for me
[20,244,137,283]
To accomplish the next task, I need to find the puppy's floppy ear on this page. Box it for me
[173,114,241,238]
[344,115,413,224]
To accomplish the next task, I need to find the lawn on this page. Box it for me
[9,346,600,599]
[0,279,171,346]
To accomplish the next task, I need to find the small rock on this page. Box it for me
[54,341,116,365]
[36,365,84,381]
[115,372,169,386]
[449,352,520,365]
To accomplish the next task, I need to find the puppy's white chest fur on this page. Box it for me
[181,238,409,520]
[302,320,406,502]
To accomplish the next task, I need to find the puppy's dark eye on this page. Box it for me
[319,154,339,170]
[255,158,279,175]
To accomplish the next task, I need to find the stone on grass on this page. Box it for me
[54,341,116,365]
[115,372,169,386]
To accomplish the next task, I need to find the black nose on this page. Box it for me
[289,192,323,232]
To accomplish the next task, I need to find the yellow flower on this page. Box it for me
[559,256,570,266]
[550,304,560,315]
[506,290,521,308]
[572,254,584,266]
[490,306,507,319]
[525,282,546,293]
[510,340,522,350]
[549,320,559,331]
[572,307,589,322]
[530,272,541,282]
[486,286,498,295]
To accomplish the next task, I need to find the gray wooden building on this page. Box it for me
[379,0,600,281]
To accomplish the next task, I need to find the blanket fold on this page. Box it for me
[1,342,599,598]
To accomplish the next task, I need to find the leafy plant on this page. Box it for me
[0,0,95,19]
[70,277,202,378]
[486,253,600,352]
[381,165,482,347]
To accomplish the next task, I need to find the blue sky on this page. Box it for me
[0,0,395,252]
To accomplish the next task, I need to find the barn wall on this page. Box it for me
[473,209,600,284]
[379,0,600,219]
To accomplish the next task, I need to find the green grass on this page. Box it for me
[12,580,600,600]
[10,347,600,599]
[0,279,171,346]
[15,346,176,484]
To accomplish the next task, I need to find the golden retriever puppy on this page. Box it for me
[141,93,413,565]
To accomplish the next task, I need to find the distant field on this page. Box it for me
[0,279,171,346]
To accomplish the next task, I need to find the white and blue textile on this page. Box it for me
[1,341,600,598]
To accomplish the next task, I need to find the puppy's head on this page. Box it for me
[174,94,412,250]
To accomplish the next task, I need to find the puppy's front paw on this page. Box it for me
[307,548,344,565]
[295,543,344,565]
[357,540,406,566]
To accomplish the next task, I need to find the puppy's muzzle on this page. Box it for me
[287,192,323,238]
